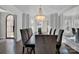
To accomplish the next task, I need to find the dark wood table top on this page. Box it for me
[35,35,58,54]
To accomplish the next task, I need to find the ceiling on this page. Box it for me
[64,6,79,16]
[14,5,77,15]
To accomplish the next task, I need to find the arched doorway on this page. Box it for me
[6,14,15,39]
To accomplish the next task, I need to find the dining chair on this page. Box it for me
[27,28,33,39]
[53,29,56,35]
[75,28,79,43]
[49,28,52,35]
[72,28,76,35]
[20,29,35,54]
[56,29,64,54]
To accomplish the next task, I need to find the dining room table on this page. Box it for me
[35,34,58,54]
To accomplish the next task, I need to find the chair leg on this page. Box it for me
[26,48,32,54]
[56,44,61,54]
[56,50,60,54]
[22,46,25,54]
[27,48,29,54]
[33,48,35,54]
[30,48,33,54]
[32,47,35,54]
[29,47,35,54]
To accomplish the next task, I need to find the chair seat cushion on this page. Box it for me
[24,35,35,47]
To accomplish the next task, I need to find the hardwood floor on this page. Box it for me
[16,40,79,54]
[0,39,79,54]
[16,40,23,54]
[0,39,15,54]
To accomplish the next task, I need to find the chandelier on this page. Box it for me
[35,6,45,22]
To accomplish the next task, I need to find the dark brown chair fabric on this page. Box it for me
[49,28,52,35]
[28,28,33,39]
[53,29,56,35]
[56,29,64,54]
[20,29,29,44]
[20,28,35,54]
[72,28,76,35]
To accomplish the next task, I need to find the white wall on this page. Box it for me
[16,13,22,41]
[22,13,29,29]
[0,12,9,38]
[50,13,60,34]
[0,5,23,41]
[0,13,1,38]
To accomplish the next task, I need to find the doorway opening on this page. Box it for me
[6,14,15,39]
